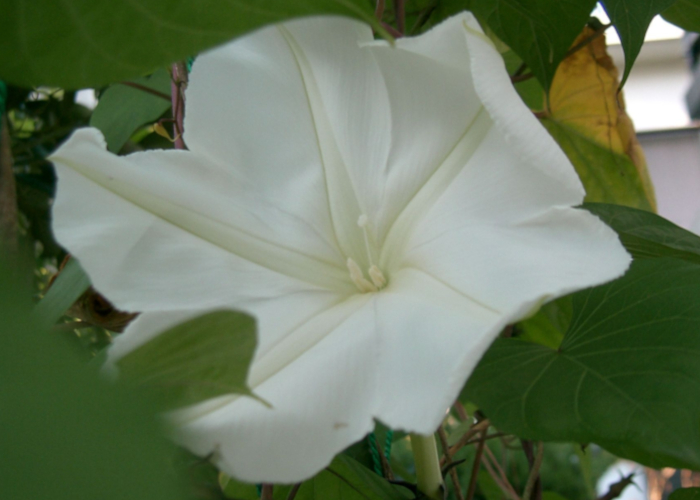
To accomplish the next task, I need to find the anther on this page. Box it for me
[347,258,377,293]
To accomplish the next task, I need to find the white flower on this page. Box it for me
[50,13,630,483]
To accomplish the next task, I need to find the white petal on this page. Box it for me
[460,13,585,197]
[184,24,336,257]
[50,129,355,313]
[375,13,587,267]
[375,268,505,433]
[402,207,631,318]
[365,14,484,245]
[186,17,391,269]
[170,294,378,482]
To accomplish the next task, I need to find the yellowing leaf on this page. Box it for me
[544,27,656,211]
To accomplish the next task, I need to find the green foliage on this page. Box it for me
[662,0,700,31]
[541,120,653,211]
[584,202,700,263]
[0,0,378,89]
[220,473,264,500]
[90,69,172,153]
[430,0,473,26]
[465,257,700,471]
[32,257,90,330]
[116,310,258,412]
[469,0,597,92]
[670,488,700,500]
[296,454,412,499]
[477,470,503,500]
[10,87,90,259]
[600,0,678,87]
[220,454,410,500]
[0,260,187,500]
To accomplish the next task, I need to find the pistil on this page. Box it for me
[346,215,388,293]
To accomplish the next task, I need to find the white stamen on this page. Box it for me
[357,213,375,266]
[347,258,377,293]
[368,265,387,288]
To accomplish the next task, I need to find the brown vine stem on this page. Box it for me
[120,81,171,101]
[0,114,17,254]
[285,483,301,500]
[381,22,403,38]
[438,426,465,500]
[521,441,543,500]
[440,419,490,466]
[511,72,535,84]
[394,0,405,34]
[375,0,385,20]
[378,441,394,481]
[482,445,520,500]
[260,483,273,500]
[170,61,189,150]
[453,401,469,421]
[464,429,488,500]
[440,433,508,469]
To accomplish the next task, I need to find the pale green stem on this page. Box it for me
[410,433,444,500]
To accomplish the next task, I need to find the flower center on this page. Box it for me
[346,215,387,293]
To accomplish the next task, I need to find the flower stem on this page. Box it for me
[410,433,444,500]
[170,61,188,150]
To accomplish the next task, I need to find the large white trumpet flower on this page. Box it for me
[50,12,630,483]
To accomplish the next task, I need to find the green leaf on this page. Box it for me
[465,258,700,470]
[220,475,294,500]
[601,0,678,87]
[584,202,700,264]
[431,0,474,25]
[219,473,267,500]
[518,296,572,349]
[541,119,653,211]
[477,470,504,500]
[0,0,378,89]
[296,454,412,500]
[219,454,409,500]
[32,257,91,330]
[116,310,258,412]
[469,0,597,92]
[90,69,172,153]
[0,261,187,500]
[669,489,700,500]
[662,0,700,32]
